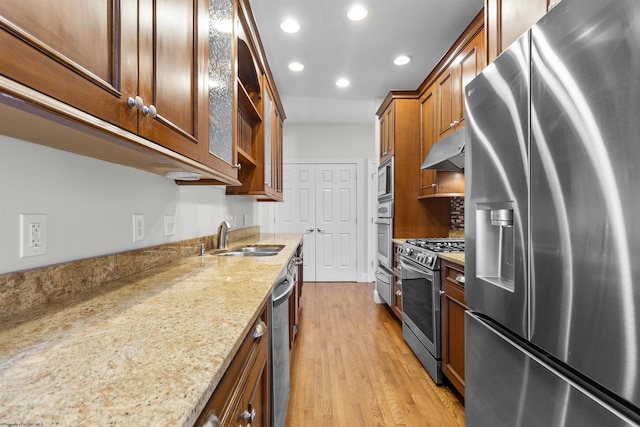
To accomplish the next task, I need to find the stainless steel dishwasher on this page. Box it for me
[271,271,295,427]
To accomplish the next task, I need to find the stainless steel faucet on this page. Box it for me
[217,220,231,249]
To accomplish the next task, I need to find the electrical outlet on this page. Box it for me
[133,214,144,241]
[20,213,48,257]
[163,215,176,236]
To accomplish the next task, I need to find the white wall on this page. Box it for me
[259,122,378,282]
[0,135,258,274]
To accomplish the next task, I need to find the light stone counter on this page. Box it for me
[0,233,303,426]
[439,252,465,266]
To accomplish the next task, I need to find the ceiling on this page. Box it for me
[248,0,484,124]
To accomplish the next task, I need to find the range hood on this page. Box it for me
[421,128,465,171]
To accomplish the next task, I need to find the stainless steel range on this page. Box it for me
[398,238,464,384]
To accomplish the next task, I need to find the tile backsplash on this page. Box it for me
[451,197,464,230]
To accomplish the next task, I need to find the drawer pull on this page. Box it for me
[240,408,256,423]
[455,274,465,284]
[253,320,267,339]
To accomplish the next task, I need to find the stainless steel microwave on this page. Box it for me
[378,157,394,200]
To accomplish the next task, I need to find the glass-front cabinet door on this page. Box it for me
[208,0,234,165]
[264,86,272,188]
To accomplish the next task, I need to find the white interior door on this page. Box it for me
[277,164,317,281]
[315,164,357,281]
[275,163,357,282]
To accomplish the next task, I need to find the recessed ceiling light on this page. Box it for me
[336,78,350,88]
[288,62,304,72]
[347,5,368,21]
[394,55,412,66]
[280,19,300,33]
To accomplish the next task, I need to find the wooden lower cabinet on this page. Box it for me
[196,302,271,427]
[440,260,467,397]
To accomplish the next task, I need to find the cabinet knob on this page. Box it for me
[316,228,325,233]
[234,163,242,170]
[294,256,303,265]
[395,290,402,297]
[142,104,157,118]
[438,290,446,296]
[252,320,267,339]
[203,413,221,427]
[240,408,256,423]
[127,96,144,110]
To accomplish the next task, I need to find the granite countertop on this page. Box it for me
[439,252,465,265]
[0,233,302,426]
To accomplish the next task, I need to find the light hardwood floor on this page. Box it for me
[285,282,465,427]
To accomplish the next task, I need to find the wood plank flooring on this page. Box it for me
[285,282,465,427]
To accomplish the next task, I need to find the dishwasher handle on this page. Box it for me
[272,274,295,306]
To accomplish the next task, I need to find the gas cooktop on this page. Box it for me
[399,238,465,270]
[405,238,465,253]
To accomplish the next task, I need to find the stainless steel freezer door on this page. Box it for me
[464,32,530,339]
[466,312,639,427]
[530,0,640,407]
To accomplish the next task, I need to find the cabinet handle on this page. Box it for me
[395,290,402,297]
[240,408,256,423]
[429,184,436,188]
[127,95,143,110]
[203,413,221,427]
[316,228,325,233]
[382,151,388,155]
[455,274,465,284]
[142,104,157,118]
[305,228,315,233]
[234,163,242,170]
[450,120,460,127]
[294,256,303,265]
[438,290,446,296]
[252,320,267,339]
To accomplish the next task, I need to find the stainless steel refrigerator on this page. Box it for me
[464,0,640,425]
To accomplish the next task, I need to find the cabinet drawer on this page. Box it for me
[196,303,270,426]
[442,261,466,305]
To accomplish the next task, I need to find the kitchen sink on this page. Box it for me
[213,245,284,257]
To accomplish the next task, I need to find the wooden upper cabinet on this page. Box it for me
[456,28,485,125]
[415,12,485,199]
[379,102,395,162]
[0,0,138,133]
[137,0,204,161]
[436,69,456,140]
[225,0,284,202]
[0,0,240,184]
[436,27,485,140]
[485,0,553,64]
[419,87,437,197]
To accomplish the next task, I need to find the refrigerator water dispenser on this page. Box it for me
[476,202,515,292]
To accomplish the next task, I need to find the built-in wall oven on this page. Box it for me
[375,200,394,304]
[398,239,464,384]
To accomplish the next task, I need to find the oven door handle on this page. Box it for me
[375,270,392,284]
[400,258,434,280]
